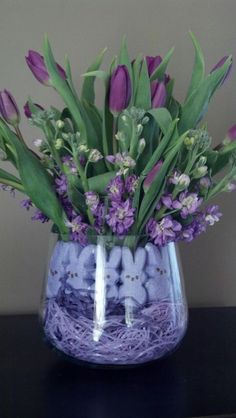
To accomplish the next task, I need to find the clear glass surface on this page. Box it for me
[40,234,188,366]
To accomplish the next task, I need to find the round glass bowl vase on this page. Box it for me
[40,234,188,367]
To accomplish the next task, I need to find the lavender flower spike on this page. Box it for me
[26,50,66,86]
[109,65,131,114]
[0,90,20,125]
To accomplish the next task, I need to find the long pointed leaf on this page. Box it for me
[81,48,107,104]
[134,59,151,109]
[150,47,175,82]
[185,31,205,101]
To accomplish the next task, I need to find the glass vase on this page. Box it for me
[40,234,188,367]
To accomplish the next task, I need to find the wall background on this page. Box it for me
[0,0,236,313]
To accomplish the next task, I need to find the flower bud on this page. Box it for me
[26,50,66,86]
[199,176,211,189]
[78,144,89,153]
[138,138,146,154]
[56,120,65,129]
[142,116,150,125]
[151,81,167,108]
[192,166,208,179]
[145,55,162,76]
[177,174,190,189]
[137,124,143,135]
[88,149,103,162]
[0,90,20,125]
[24,101,44,118]
[109,65,131,114]
[55,138,64,150]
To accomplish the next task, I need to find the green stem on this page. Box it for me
[112,115,118,155]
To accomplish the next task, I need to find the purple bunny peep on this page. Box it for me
[46,241,78,298]
[66,244,96,296]
[90,246,122,302]
[119,247,147,307]
[145,243,171,302]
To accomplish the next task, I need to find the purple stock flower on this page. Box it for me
[173,192,203,218]
[143,160,163,192]
[106,199,135,235]
[109,65,131,114]
[210,55,233,86]
[151,81,167,108]
[106,175,124,201]
[20,198,32,211]
[68,215,88,245]
[24,101,44,118]
[85,191,100,213]
[146,55,162,76]
[55,174,68,195]
[0,184,15,197]
[205,205,222,226]
[31,209,49,223]
[93,203,105,232]
[26,50,66,86]
[0,90,20,125]
[62,155,77,174]
[125,175,139,194]
[146,216,182,246]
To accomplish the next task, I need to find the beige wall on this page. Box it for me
[0,0,236,313]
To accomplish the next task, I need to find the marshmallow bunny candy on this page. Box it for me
[66,244,96,295]
[145,243,171,302]
[90,246,122,301]
[119,247,147,308]
[46,241,77,298]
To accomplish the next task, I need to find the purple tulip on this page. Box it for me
[143,160,163,192]
[26,50,66,86]
[210,55,233,85]
[109,65,131,114]
[0,89,20,125]
[151,81,167,108]
[24,101,44,118]
[227,124,236,141]
[146,55,162,76]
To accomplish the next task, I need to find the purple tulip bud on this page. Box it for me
[24,101,44,118]
[0,89,20,125]
[227,124,236,141]
[143,160,163,192]
[210,55,233,85]
[151,81,167,108]
[26,50,66,86]
[146,56,162,76]
[109,65,131,114]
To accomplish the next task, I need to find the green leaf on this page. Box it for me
[66,174,87,215]
[147,108,172,135]
[141,118,178,176]
[211,141,236,175]
[137,131,187,229]
[0,120,68,235]
[134,59,151,109]
[0,168,24,192]
[81,47,107,104]
[119,36,133,92]
[88,171,116,193]
[179,55,232,134]
[132,53,143,101]
[185,31,205,101]
[150,47,175,82]
[43,36,88,142]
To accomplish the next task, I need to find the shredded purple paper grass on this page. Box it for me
[43,295,186,365]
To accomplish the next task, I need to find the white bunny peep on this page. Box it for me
[145,243,171,302]
[90,246,122,301]
[119,247,147,307]
[46,241,75,298]
[66,244,96,295]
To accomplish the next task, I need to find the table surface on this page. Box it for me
[1,308,236,418]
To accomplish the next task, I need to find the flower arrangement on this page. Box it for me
[0,33,235,249]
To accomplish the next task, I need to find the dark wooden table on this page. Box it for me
[1,308,236,418]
